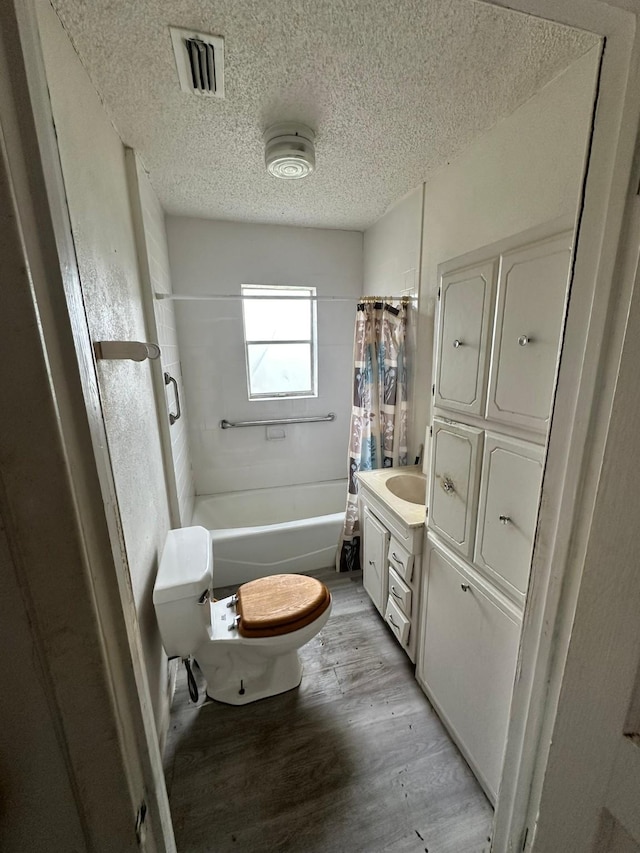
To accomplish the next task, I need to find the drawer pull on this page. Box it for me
[388,613,400,629]
[390,586,402,600]
[441,476,455,494]
[517,334,531,347]
[499,514,512,525]
[452,339,464,348]
[460,583,470,592]
[391,552,403,565]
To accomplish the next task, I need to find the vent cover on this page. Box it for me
[170,27,224,98]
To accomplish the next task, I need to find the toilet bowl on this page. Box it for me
[153,526,332,705]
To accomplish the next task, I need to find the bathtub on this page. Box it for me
[191,479,347,587]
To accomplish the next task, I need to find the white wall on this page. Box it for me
[414,46,601,444]
[166,218,363,495]
[38,2,172,734]
[363,186,423,298]
[363,186,424,460]
[133,160,195,526]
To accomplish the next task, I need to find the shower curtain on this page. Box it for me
[337,299,408,573]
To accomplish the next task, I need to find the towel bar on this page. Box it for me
[220,413,336,429]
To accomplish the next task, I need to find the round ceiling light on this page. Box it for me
[264,123,315,179]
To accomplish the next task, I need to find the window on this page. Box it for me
[241,284,318,400]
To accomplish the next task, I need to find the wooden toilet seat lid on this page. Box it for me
[236,574,331,638]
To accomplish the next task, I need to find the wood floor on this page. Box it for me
[163,570,493,853]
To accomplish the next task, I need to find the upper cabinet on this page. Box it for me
[428,418,483,559]
[434,229,573,434]
[486,232,573,432]
[434,261,496,417]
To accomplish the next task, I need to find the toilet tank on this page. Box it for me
[153,526,213,658]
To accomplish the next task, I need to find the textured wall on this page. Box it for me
[134,161,195,526]
[166,217,363,496]
[414,46,601,449]
[38,2,172,731]
[362,186,424,462]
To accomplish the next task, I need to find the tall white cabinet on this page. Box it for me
[416,226,573,804]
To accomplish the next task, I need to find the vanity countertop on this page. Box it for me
[356,465,427,528]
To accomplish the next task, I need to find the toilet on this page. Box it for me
[153,525,332,705]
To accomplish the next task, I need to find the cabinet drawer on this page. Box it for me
[388,537,414,582]
[388,567,412,617]
[385,596,410,648]
[474,434,544,605]
[435,260,496,416]
[428,419,483,558]
[486,232,572,432]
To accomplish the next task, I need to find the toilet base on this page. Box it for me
[200,649,303,706]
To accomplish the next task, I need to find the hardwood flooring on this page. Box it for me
[164,570,493,853]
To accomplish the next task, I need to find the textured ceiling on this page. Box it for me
[49,0,596,230]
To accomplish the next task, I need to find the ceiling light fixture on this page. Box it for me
[263,123,315,179]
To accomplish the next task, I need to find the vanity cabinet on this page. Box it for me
[362,504,390,616]
[416,537,521,804]
[357,469,425,663]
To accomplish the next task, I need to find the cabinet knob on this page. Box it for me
[441,476,455,494]
[460,583,470,592]
[452,339,463,348]
[368,559,375,566]
[518,334,531,347]
[499,514,512,525]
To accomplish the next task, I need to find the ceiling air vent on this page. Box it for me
[170,27,224,98]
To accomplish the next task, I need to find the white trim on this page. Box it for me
[11,1,176,849]
[485,3,640,851]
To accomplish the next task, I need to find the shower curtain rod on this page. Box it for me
[154,293,416,303]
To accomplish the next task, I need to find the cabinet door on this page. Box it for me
[362,505,389,616]
[428,418,483,558]
[417,541,521,803]
[475,434,544,607]
[434,261,496,416]
[486,232,572,432]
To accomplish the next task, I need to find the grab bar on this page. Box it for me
[220,413,336,429]
[164,372,181,425]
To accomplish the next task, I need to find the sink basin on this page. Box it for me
[385,473,426,505]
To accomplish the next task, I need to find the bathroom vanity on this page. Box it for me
[356,466,426,663]
[416,225,573,803]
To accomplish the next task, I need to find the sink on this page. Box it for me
[385,473,426,505]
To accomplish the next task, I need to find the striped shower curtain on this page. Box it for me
[337,299,408,572]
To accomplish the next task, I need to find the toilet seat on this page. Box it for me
[237,574,331,638]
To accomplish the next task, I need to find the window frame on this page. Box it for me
[241,283,318,401]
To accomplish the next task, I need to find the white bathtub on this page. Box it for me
[191,479,347,587]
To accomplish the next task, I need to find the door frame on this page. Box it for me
[7,0,640,851]
[479,1,640,850]
[4,1,175,849]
